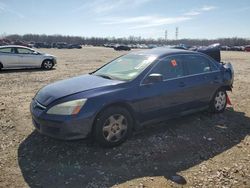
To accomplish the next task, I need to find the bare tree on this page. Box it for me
[4,34,250,47]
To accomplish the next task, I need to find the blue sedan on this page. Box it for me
[30,48,234,147]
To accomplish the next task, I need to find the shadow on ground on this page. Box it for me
[0,68,55,73]
[18,109,250,187]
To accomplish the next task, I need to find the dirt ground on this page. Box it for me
[0,47,250,188]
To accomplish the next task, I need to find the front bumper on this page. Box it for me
[30,99,94,140]
[52,58,57,65]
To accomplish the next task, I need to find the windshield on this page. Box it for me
[93,53,157,81]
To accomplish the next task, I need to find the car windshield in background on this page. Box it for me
[93,54,157,81]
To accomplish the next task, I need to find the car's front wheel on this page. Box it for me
[42,60,54,70]
[94,106,133,147]
[210,89,227,113]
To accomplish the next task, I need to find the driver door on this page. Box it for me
[138,55,190,124]
[16,47,40,67]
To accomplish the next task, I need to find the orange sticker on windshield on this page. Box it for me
[171,59,177,67]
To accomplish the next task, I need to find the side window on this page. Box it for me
[17,48,33,54]
[209,59,220,71]
[0,48,13,53]
[151,56,184,80]
[185,55,212,75]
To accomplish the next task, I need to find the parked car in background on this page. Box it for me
[0,39,11,46]
[30,48,234,147]
[221,46,230,51]
[56,42,68,49]
[245,45,250,52]
[230,46,244,51]
[114,45,131,51]
[34,42,51,48]
[68,44,82,49]
[148,44,158,49]
[12,40,30,47]
[0,45,56,70]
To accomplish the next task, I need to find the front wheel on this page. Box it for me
[42,60,54,70]
[210,89,227,113]
[94,107,133,147]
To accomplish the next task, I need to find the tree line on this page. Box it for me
[3,34,250,46]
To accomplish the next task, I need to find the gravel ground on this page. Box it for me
[0,47,250,188]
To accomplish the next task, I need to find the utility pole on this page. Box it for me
[165,30,168,41]
[175,27,179,40]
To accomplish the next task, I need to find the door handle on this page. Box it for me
[178,82,186,87]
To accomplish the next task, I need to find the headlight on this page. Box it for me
[46,99,87,115]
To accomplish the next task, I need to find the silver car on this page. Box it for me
[0,45,56,70]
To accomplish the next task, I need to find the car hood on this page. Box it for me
[35,74,124,106]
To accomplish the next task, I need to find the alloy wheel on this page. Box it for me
[43,60,53,69]
[102,114,128,142]
[214,91,226,111]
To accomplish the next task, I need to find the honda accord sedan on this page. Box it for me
[30,48,234,147]
[0,45,56,70]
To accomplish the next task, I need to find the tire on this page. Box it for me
[0,63,3,71]
[94,106,133,147]
[42,60,54,70]
[209,89,227,113]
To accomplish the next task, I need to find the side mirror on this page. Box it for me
[144,73,163,84]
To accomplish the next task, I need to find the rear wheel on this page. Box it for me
[42,60,54,70]
[94,106,133,147]
[210,89,227,113]
[0,63,3,71]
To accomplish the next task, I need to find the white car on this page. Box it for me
[0,45,57,70]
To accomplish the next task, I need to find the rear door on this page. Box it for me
[181,54,221,108]
[0,47,19,68]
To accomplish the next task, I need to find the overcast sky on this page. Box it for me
[0,0,250,39]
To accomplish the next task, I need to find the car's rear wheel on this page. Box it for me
[0,63,3,71]
[42,60,54,70]
[210,89,227,113]
[94,106,133,147]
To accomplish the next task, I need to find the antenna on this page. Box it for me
[176,27,179,40]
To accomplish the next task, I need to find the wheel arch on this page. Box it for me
[221,85,232,91]
[209,86,229,104]
[41,58,54,67]
[91,102,138,135]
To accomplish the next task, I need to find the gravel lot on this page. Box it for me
[0,47,250,188]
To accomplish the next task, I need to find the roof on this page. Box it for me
[131,47,198,58]
[0,45,31,49]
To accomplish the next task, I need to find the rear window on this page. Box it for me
[185,55,212,75]
[0,48,13,53]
